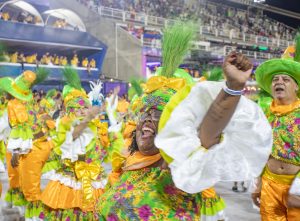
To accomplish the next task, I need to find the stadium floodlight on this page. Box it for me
[253,0,265,3]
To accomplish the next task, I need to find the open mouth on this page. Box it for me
[275,86,284,92]
[141,124,156,138]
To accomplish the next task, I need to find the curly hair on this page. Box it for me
[128,130,139,155]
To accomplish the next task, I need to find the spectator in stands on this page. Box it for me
[82,57,89,67]
[54,55,60,65]
[71,53,79,67]
[61,56,68,66]
[10,52,18,63]
[89,58,96,68]
[2,11,10,21]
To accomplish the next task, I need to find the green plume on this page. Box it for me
[294,32,300,62]
[130,78,144,96]
[62,66,82,90]
[161,22,195,78]
[46,89,57,99]
[34,67,50,85]
[207,67,224,81]
[128,78,145,100]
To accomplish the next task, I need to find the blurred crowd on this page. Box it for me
[1,52,97,68]
[78,0,295,41]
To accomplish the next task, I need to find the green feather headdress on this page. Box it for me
[62,66,90,111]
[62,66,82,90]
[142,22,195,112]
[207,67,224,81]
[34,67,50,85]
[161,22,195,78]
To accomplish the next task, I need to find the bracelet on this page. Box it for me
[223,83,243,96]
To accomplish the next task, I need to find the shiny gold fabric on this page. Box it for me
[19,139,53,201]
[7,99,29,126]
[261,167,300,221]
[74,161,103,210]
[201,187,217,198]
[41,181,104,211]
[123,151,162,171]
[6,152,20,188]
[143,76,186,93]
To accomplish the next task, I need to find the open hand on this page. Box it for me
[86,105,104,120]
[251,192,261,208]
[223,51,253,90]
[113,86,121,95]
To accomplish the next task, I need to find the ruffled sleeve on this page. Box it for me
[155,81,273,194]
[57,117,95,162]
[289,172,300,196]
[106,96,118,127]
[7,100,33,154]
[0,110,10,142]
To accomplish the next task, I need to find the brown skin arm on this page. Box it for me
[288,195,300,208]
[11,153,20,168]
[199,52,253,149]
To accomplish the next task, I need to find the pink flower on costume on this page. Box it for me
[138,205,153,221]
[78,99,85,106]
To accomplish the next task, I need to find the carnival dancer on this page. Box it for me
[0,69,55,220]
[40,68,120,220]
[250,36,300,220]
[96,23,226,221]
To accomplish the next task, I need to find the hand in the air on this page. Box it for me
[223,51,253,90]
[86,105,105,121]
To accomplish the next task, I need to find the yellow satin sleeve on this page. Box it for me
[7,99,29,127]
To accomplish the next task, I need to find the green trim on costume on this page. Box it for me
[158,84,193,164]
[0,141,6,161]
[5,188,27,206]
[104,131,124,163]
[25,201,44,219]
[42,160,60,174]
[9,127,33,140]
[200,196,226,216]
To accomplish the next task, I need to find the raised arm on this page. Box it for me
[199,52,253,148]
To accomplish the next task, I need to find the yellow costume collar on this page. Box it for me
[270,99,300,116]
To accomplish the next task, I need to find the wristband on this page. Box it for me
[223,83,243,96]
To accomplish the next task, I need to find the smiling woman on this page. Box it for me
[95,22,227,221]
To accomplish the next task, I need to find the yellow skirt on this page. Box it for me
[41,180,104,212]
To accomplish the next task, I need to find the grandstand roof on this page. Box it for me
[265,0,300,28]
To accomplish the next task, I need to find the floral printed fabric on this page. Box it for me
[96,167,202,221]
[266,107,300,165]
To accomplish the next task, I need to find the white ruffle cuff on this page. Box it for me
[7,138,33,154]
[155,81,273,194]
[44,170,107,190]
